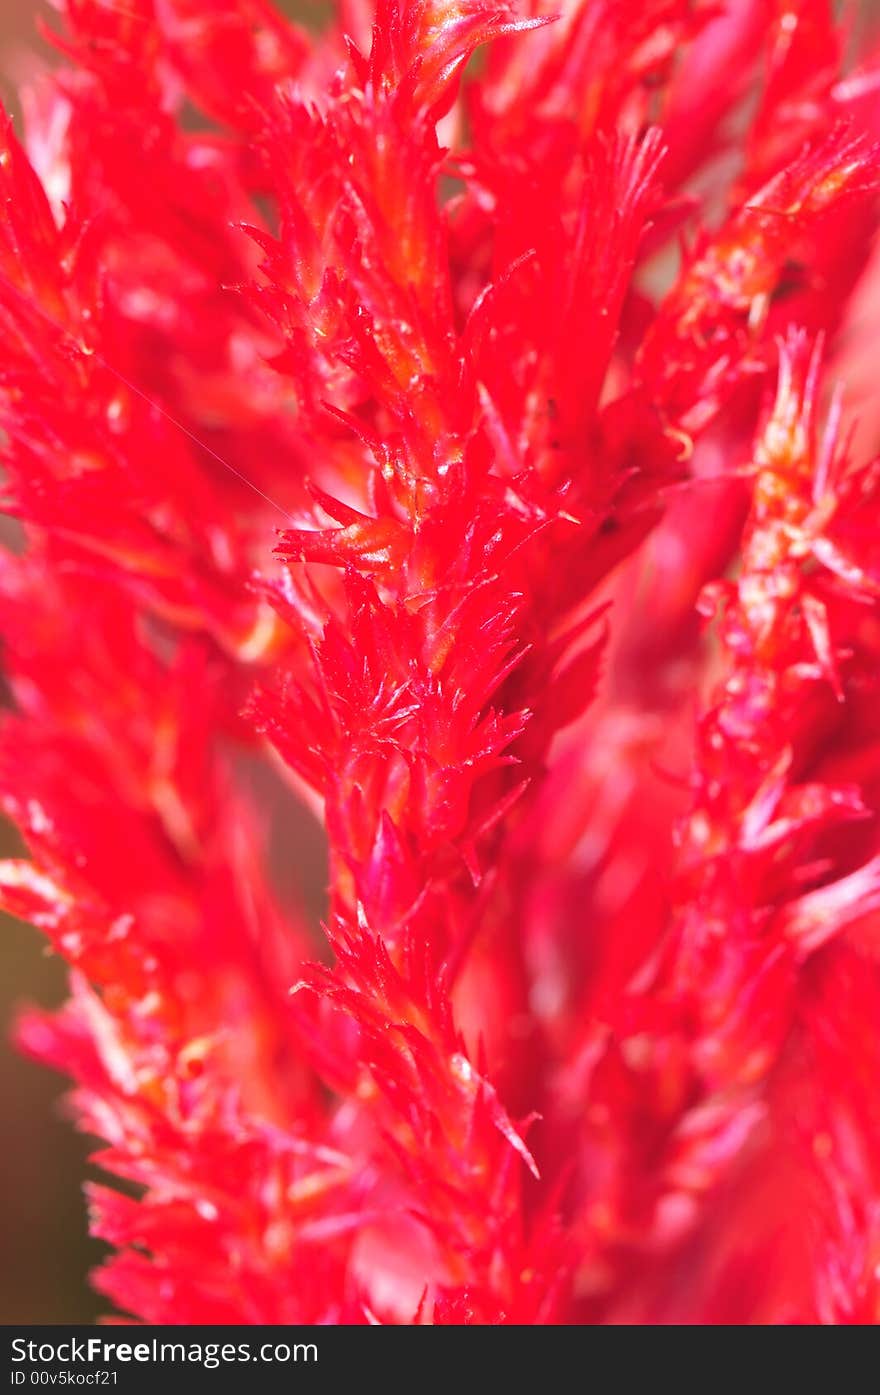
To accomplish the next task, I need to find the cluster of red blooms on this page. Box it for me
[3,0,880,1324]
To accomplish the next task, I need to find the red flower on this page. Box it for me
[3,0,880,1323]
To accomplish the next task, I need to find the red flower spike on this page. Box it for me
[3,0,880,1325]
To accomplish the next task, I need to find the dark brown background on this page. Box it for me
[1,3,97,1329]
[0,0,312,1327]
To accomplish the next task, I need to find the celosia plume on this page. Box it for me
[3,0,880,1324]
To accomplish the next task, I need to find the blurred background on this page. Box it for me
[0,0,313,1327]
[0,2,99,1332]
